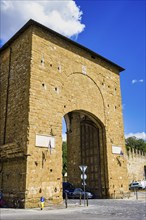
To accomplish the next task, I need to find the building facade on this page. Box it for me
[0,20,129,208]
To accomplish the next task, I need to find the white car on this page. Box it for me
[129,182,143,190]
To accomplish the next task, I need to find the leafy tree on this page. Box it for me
[125,136,146,153]
[62,141,67,176]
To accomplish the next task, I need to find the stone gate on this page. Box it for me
[0,19,129,208]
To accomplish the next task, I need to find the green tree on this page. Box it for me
[125,136,146,153]
[62,141,67,176]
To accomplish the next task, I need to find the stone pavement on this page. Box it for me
[1,197,146,220]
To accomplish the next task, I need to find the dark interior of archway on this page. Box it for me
[80,116,102,198]
[66,111,106,199]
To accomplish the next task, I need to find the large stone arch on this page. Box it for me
[62,72,106,125]
[61,73,108,198]
[64,109,108,198]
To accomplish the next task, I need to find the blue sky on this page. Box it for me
[75,0,146,139]
[0,0,145,140]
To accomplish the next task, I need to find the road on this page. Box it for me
[1,196,146,220]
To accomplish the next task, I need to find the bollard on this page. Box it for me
[65,192,68,208]
[135,189,138,200]
[86,194,88,206]
[79,193,82,205]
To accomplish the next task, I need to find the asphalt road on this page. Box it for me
[1,196,146,220]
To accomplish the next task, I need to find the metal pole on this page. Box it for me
[79,193,82,205]
[135,189,138,200]
[86,194,88,206]
[83,172,85,206]
[65,192,68,208]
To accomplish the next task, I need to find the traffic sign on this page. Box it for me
[81,174,87,180]
[79,165,87,173]
[82,182,87,186]
[79,165,87,207]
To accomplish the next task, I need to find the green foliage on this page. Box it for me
[62,141,67,176]
[125,136,146,153]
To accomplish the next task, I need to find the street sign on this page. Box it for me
[79,165,87,173]
[79,165,88,206]
[82,182,87,186]
[81,174,87,180]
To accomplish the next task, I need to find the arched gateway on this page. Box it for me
[0,20,129,208]
[64,110,107,199]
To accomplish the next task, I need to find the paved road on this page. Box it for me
[1,198,146,220]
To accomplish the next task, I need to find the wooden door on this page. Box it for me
[80,118,102,197]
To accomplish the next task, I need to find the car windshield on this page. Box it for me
[74,188,83,193]
[132,183,139,185]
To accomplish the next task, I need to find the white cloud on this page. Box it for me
[132,79,144,84]
[132,79,137,84]
[0,0,85,43]
[139,79,144,83]
[125,132,146,140]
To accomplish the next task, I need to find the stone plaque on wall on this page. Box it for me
[112,146,122,154]
[36,134,55,148]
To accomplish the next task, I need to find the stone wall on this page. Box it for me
[24,24,128,207]
[0,28,32,206]
[0,22,129,208]
[126,150,146,183]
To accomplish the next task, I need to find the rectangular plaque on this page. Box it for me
[36,134,55,148]
[112,146,122,154]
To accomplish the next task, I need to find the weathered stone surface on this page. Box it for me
[1,20,143,208]
[126,150,146,182]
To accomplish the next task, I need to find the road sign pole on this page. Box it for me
[83,171,85,206]
[79,165,87,207]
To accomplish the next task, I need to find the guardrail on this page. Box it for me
[65,192,89,208]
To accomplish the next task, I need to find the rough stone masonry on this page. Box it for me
[0,19,129,208]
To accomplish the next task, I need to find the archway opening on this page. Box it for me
[62,110,108,198]
[62,117,67,180]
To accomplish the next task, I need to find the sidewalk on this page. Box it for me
[128,191,146,201]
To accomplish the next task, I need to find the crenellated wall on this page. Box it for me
[126,149,146,183]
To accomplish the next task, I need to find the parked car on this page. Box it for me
[63,182,75,198]
[66,188,94,199]
[63,182,74,190]
[129,182,143,190]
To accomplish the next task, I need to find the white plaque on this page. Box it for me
[36,134,55,148]
[112,146,122,154]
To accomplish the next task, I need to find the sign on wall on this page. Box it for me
[36,134,55,148]
[112,146,122,155]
